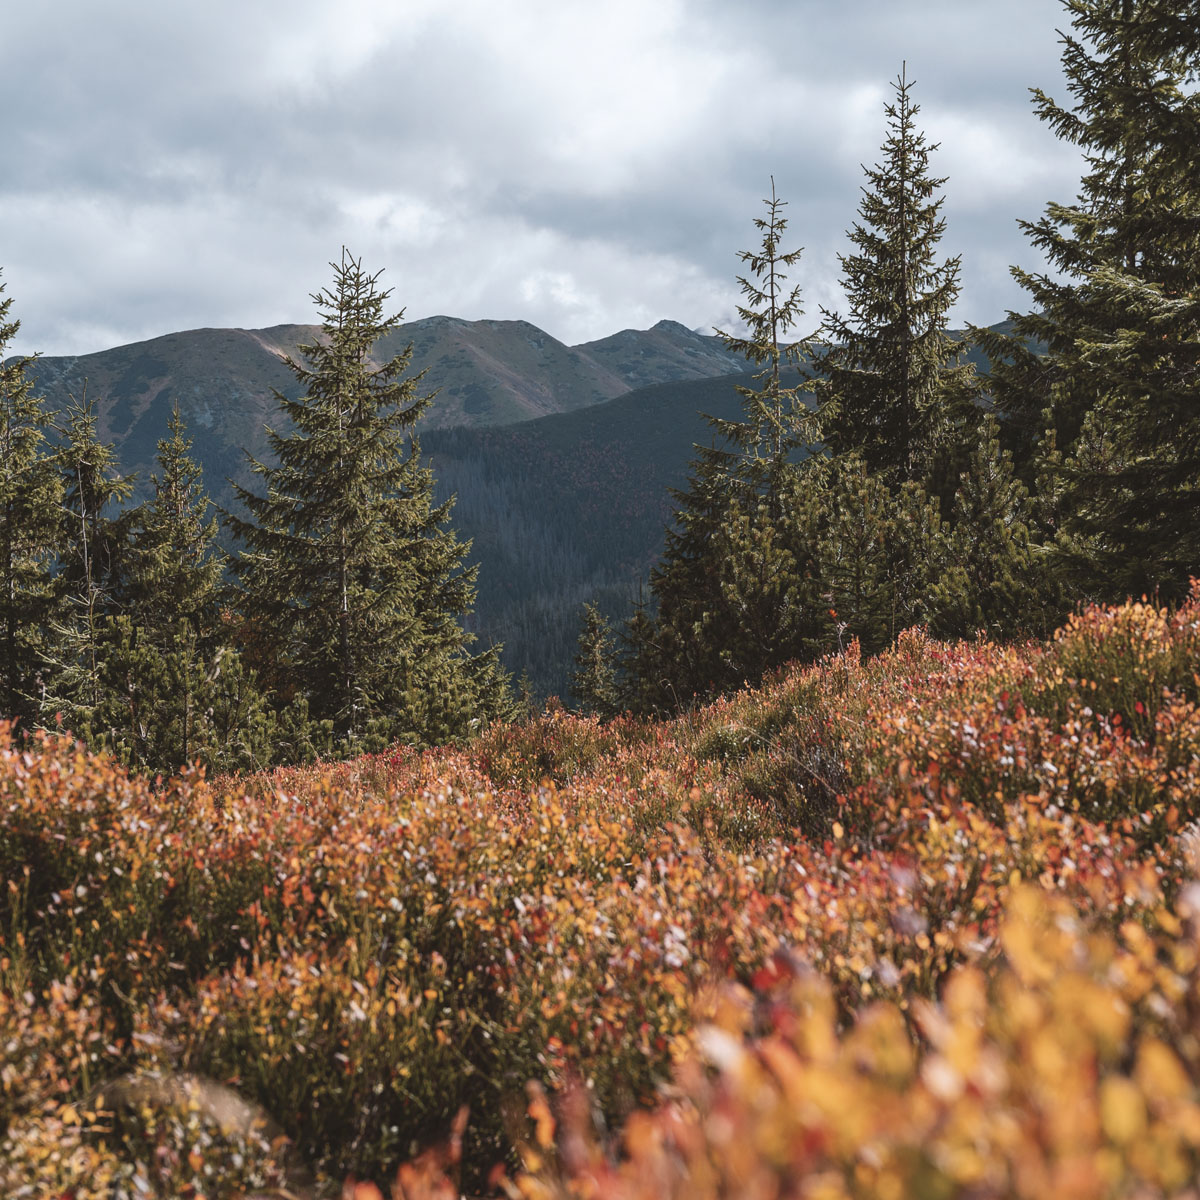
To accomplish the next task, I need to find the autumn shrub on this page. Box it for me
[1033,584,1200,740]
[3,591,1200,1195]
[388,879,1200,1200]
[472,710,643,790]
[0,973,129,1199]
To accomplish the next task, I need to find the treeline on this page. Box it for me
[0,253,514,774]
[571,7,1200,714]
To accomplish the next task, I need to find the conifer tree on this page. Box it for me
[228,250,507,751]
[515,670,537,722]
[814,68,979,501]
[630,185,816,708]
[631,436,741,708]
[708,478,831,687]
[569,602,620,718]
[979,0,1200,598]
[712,177,812,505]
[0,271,62,727]
[929,416,1061,639]
[815,456,944,655]
[121,407,223,636]
[41,394,133,734]
[99,409,271,772]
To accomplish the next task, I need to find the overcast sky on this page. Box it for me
[1,0,1084,359]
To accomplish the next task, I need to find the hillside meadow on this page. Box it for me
[4,587,1200,1198]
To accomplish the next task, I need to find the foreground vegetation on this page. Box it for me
[3,587,1200,1197]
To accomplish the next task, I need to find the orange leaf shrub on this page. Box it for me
[499,879,1200,1200]
[1,588,1198,1193]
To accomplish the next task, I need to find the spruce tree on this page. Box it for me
[515,670,537,722]
[712,177,812,505]
[979,0,1200,598]
[631,184,815,708]
[569,602,620,718]
[229,250,507,751]
[0,271,62,728]
[120,407,223,636]
[709,478,831,686]
[41,394,133,734]
[815,456,944,655]
[99,409,271,773]
[814,68,979,500]
[631,436,742,708]
[929,416,1060,639]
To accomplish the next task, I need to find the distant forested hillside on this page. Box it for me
[12,320,1015,702]
[424,325,1012,700]
[425,369,805,699]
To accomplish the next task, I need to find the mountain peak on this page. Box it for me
[650,319,703,338]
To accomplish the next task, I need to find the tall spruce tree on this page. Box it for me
[712,177,813,503]
[228,250,508,751]
[0,271,62,728]
[120,407,223,636]
[814,68,979,501]
[978,0,1200,600]
[630,184,818,708]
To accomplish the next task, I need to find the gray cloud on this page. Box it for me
[2,0,1084,358]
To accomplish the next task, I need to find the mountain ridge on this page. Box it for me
[15,314,748,502]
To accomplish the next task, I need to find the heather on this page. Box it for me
[4,587,1200,1196]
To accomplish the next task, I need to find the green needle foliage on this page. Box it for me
[630,184,820,708]
[930,415,1061,640]
[712,177,813,501]
[228,250,509,753]
[814,67,980,502]
[570,602,620,719]
[814,455,945,655]
[120,407,223,637]
[41,394,134,734]
[97,409,272,773]
[979,0,1200,599]
[0,272,62,729]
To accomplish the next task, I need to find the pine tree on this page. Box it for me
[631,184,816,708]
[98,409,272,773]
[515,670,538,722]
[569,602,620,718]
[228,250,507,751]
[0,271,62,727]
[712,177,812,504]
[42,394,133,734]
[121,407,223,636]
[814,67,979,500]
[979,0,1200,598]
[815,456,944,655]
[630,436,741,708]
[619,587,662,715]
[929,416,1062,639]
[709,477,831,687]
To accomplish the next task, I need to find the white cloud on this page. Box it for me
[1,0,1084,358]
